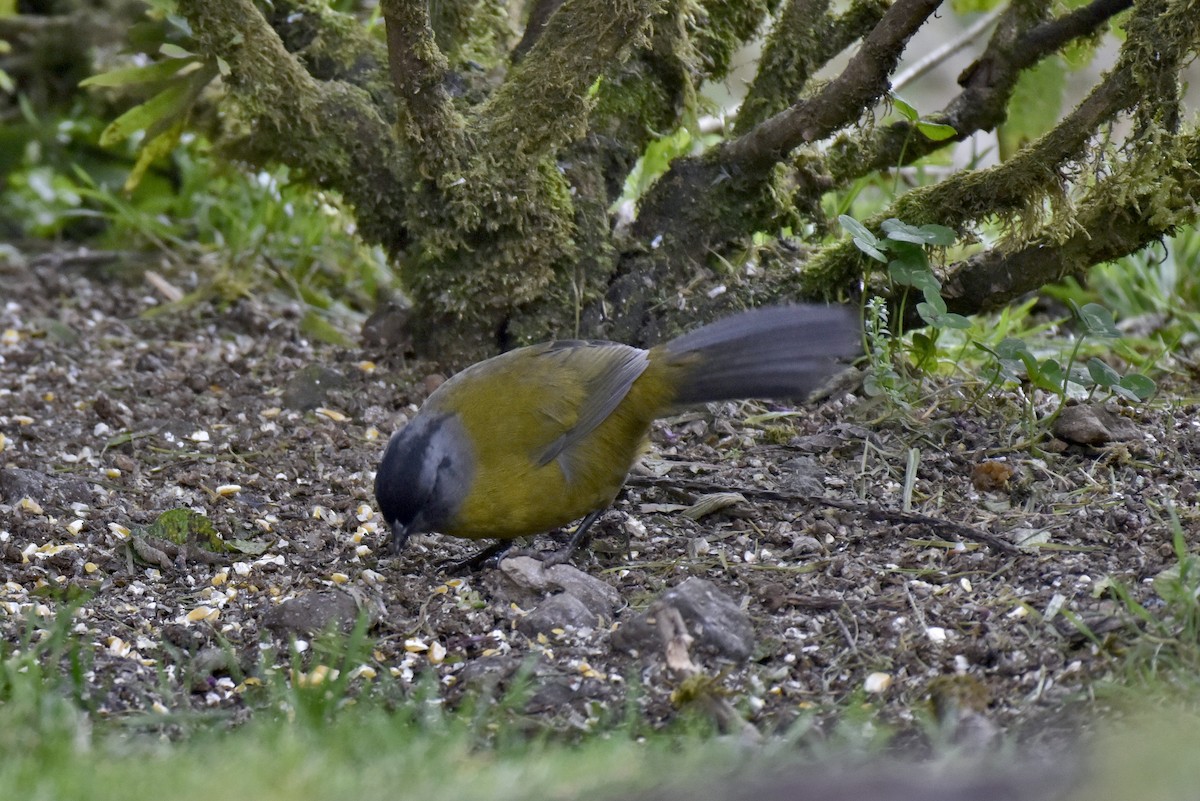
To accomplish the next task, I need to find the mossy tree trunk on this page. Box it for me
[175,0,1200,363]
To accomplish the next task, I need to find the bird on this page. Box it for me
[374,304,860,566]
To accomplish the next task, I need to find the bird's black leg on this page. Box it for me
[539,509,605,567]
[441,540,514,574]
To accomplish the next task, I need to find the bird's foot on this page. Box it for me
[438,540,513,575]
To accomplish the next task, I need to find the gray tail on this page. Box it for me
[661,305,860,405]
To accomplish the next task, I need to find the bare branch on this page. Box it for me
[892,7,1002,91]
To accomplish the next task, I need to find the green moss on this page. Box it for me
[398,146,583,358]
[430,0,511,67]
[690,0,778,80]
[269,0,396,115]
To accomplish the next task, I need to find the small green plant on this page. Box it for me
[863,296,909,406]
[846,213,1157,429]
[844,214,965,406]
[978,302,1156,413]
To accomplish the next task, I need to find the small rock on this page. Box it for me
[526,677,584,713]
[611,577,755,662]
[1052,403,1141,446]
[360,297,412,351]
[494,556,620,619]
[190,646,243,684]
[0,466,91,507]
[518,593,599,637]
[282,365,348,411]
[263,590,360,636]
[93,394,130,426]
[456,654,524,693]
[789,534,824,555]
[779,456,826,495]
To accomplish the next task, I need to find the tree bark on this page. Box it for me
[161,0,1200,362]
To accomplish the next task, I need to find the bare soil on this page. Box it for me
[2,252,1195,748]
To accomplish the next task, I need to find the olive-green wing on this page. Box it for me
[530,341,649,476]
[432,340,649,487]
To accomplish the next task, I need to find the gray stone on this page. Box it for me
[1052,403,1141,446]
[779,456,826,495]
[0,466,91,507]
[518,593,600,638]
[495,556,620,619]
[262,590,360,636]
[282,365,348,411]
[611,577,755,662]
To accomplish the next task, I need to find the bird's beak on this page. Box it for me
[389,519,411,555]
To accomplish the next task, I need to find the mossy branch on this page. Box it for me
[941,128,1200,316]
[264,0,396,117]
[627,0,939,267]
[797,0,1197,298]
[380,0,469,173]
[721,0,942,173]
[689,0,779,81]
[480,0,656,158]
[825,0,1133,186]
[178,0,407,252]
[736,0,890,135]
[512,0,565,62]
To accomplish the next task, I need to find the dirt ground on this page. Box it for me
[2,251,1195,748]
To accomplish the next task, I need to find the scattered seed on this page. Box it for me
[864,672,893,693]
[316,407,348,422]
[17,497,44,515]
[186,606,219,623]
[350,665,377,680]
[216,484,242,496]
